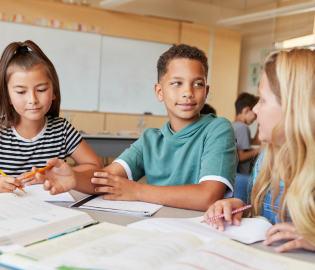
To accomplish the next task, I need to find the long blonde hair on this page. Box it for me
[251,48,315,245]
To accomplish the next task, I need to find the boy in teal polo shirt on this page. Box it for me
[36,44,238,211]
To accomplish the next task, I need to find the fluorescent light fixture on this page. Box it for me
[100,0,135,8]
[217,0,315,25]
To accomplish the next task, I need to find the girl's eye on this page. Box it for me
[259,98,264,103]
[17,91,26,94]
[37,89,48,92]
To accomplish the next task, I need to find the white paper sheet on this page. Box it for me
[128,216,272,244]
[79,196,163,216]
[15,184,75,202]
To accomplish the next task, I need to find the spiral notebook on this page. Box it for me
[70,195,163,216]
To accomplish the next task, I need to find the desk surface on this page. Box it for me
[1,191,314,269]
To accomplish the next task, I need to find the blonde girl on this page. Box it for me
[204,48,315,253]
[0,40,103,193]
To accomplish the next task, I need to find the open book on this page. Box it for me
[128,216,273,244]
[0,222,312,270]
[0,193,96,249]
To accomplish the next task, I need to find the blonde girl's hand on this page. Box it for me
[0,176,24,193]
[204,198,246,231]
[19,167,40,185]
[264,222,315,253]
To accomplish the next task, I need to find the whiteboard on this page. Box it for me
[99,36,171,115]
[0,21,101,111]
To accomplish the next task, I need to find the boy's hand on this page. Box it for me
[264,222,315,253]
[33,159,77,195]
[204,198,246,231]
[92,172,140,201]
[19,167,40,185]
[0,176,24,193]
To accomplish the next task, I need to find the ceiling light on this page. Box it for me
[217,0,315,25]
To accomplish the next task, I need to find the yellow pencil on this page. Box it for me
[24,165,53,179]
[0,169,27,194]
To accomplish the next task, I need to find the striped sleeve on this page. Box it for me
[63,120,82,156]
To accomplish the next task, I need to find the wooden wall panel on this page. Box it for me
[210,28,241,122]
[180,23,211,58]
[60,110,106,134]
[0,0,180,44]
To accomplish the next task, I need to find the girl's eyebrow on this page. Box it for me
[13,82,49,88]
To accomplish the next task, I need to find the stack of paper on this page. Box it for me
[71,195,163,216]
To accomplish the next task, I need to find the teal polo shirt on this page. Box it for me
[115,114,238,197]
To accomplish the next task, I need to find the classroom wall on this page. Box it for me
[1,0,241,125]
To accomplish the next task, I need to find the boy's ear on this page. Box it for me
[154,83,164,102]
[242,106,250,114]
[205,85,210,101]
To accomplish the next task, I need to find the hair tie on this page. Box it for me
[16,46,29,54]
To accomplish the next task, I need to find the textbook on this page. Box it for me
[71,195,163,216]
[0,194,96,249]
[128,216,273,244]
[0,222,313,270]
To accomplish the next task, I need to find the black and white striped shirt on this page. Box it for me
[0,116,82,177]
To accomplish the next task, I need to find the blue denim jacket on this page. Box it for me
[253,152,291,224]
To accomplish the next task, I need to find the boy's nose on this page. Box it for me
[182,87,194,99]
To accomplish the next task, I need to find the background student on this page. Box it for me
[204,48,315,253]
[32,44,238,211]
[0,40,103,193]
[232,92,261,175]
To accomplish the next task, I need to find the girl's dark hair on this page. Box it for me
[0,40,61,127]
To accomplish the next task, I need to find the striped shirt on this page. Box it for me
[0,116,82,177]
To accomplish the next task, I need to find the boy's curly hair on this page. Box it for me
[157,44,208,82]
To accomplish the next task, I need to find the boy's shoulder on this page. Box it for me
[232,121,249,132]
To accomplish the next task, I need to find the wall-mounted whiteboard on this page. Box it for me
[99,36,171,115]
[0,21,172,115]
[0,21,101,111]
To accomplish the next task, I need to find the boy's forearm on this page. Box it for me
[238,148,260,163]
[136,181,227,211]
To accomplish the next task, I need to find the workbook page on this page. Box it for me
[128,216,272,244]
[15,184,75,202]
[0,223,202,270]
[162,239,315,270]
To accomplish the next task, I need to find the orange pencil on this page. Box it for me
[0,169,27,194]
[24,165,53,179]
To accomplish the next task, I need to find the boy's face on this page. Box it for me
[154,59,209,128]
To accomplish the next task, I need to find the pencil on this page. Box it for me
[200,205,252,223]
[0,169,27,194]
[24,165,53,179]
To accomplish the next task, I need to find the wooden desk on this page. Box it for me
[82,134,140,157]
[1,191,314,269]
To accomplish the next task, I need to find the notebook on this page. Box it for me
[0,222,312,270]
[0,194,96,249]
[71,195,163,216]
[15,184,75,202]
[128,216,273,244]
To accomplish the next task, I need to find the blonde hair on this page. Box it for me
[251,48,315,245]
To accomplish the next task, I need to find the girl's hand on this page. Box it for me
[0,176,24,193]
[19,167,40,185]
[92,171,140,201]
[34,159,77,195]
[204,198,246,231]
[264,222,315,253]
